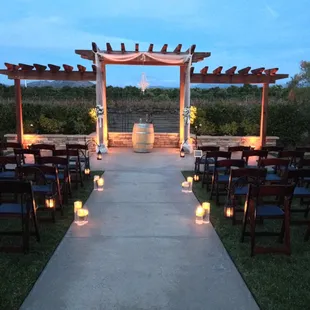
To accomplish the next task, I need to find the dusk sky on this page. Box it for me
[0,0,309,87]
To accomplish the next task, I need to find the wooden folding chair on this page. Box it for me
[210,159,245,205]
[0,156,18,179]
[201,151,231,191]
[194,146,219,173]
[30,143,56,157]
[241,184,295,256]
[14,148,41,166]
[66,143,90,173]
[227,167,267,225]
[228,146,251,159]
[278,150,304,170]
[0,179,40,253]
[38,156,71,203]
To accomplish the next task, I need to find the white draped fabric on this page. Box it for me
[95,51,193,153]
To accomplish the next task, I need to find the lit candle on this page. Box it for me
[225,206,234,218]
[84,168,90,175]
[194,174,200,182]
[187,177,193,183]
[97,177,104,191]
[77,209,89,217]
[93,175,99,190]
[202,202,210,223]
[187,177,193,192]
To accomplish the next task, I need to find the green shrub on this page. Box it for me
[219,122,239,136]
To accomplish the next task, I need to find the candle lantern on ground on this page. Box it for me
[224,204,234,218]
[193,174,200,182]
[195,206,205,225]
[97,150,102,160]
[45,196,55,209]
[202,202,210,223]
[75,208,89,226]
[84,168,90,177]
[97,177,104,191]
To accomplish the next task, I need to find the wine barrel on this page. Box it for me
[132,123,155,153]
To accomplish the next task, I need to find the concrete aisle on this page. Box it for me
[21,148,259,310]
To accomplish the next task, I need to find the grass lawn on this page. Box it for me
[183,171,310,310]
[0,171,103,310]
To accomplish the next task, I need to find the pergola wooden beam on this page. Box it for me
[264,68,278,75]
[19,63,34,71]
[77,64,86,73]
[48,64,60,73]
[191,73,288,84]
[174,44,182,54]
[225,66,237,75]
[200,66,208,75]
[106,43,113,53]
[135,43,139,52]
[213,66,223,75]
[121,43,126,53]
[148,44,154,52]
[161,44,168,53]
[33,63,47,72]
[251,67,265,75]
[238,67,251,75]
[5,63,19,71]
[63,64,74,73]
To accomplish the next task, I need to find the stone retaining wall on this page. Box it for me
[5,133,279,151]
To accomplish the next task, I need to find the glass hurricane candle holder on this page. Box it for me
[182,181,190,193]
[202,202,210,223]
[84,168,90,176]
[93,175,99,190]
[224,205,234,218]
[75,208,89,226]
[193,174,200,182]
[187,177,193,192]
[74,200,83,222]
[195,206,205,225]
[97,177,104,191]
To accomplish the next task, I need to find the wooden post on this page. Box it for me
[102,64,108,145]
[179,65,185,144]
[259,83,269,148]
[14,79,23,144]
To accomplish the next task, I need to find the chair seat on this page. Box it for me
[294,187,310,196]
[45,173,64,180]
[266,173,282,181]
[0,171,16,179]
[32,184,53,194]
[218,175,238,182]
[0,203,26,214]
[256,205,284,217]
[234,186,248,195]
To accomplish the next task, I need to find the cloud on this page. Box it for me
[265,4,279,18]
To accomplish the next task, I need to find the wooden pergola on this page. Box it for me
[0,42,288,150]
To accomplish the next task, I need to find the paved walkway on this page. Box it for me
[21,148,259,310]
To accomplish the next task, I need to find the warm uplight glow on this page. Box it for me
[97,177,104,191]
[45,197,55,209]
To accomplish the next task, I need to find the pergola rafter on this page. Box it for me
[0,41,289,150]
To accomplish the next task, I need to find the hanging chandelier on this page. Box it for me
[138,72,149,93]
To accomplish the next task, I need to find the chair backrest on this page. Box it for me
[38,156,68,167]
[258,158,290,168]
[242,150,268,163]
[215,159,245,169]
[53,149,68,157]
[296,147,310,152]
[0,156,18,166]
[298,158,310,169]
[261,146,284,152]
[285,168,310,185]
[30,144,56,151]
[0,179,33,194]
[278,150,304,166]
[198,146,220,152]
[16,165,47,184]
[228,146,251,152]
[248,184,295,200]
[66,143,88,151]
[230,167,267,179]
[0,142,23,150]
[205,151,231,160]
[14,148,41,165]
